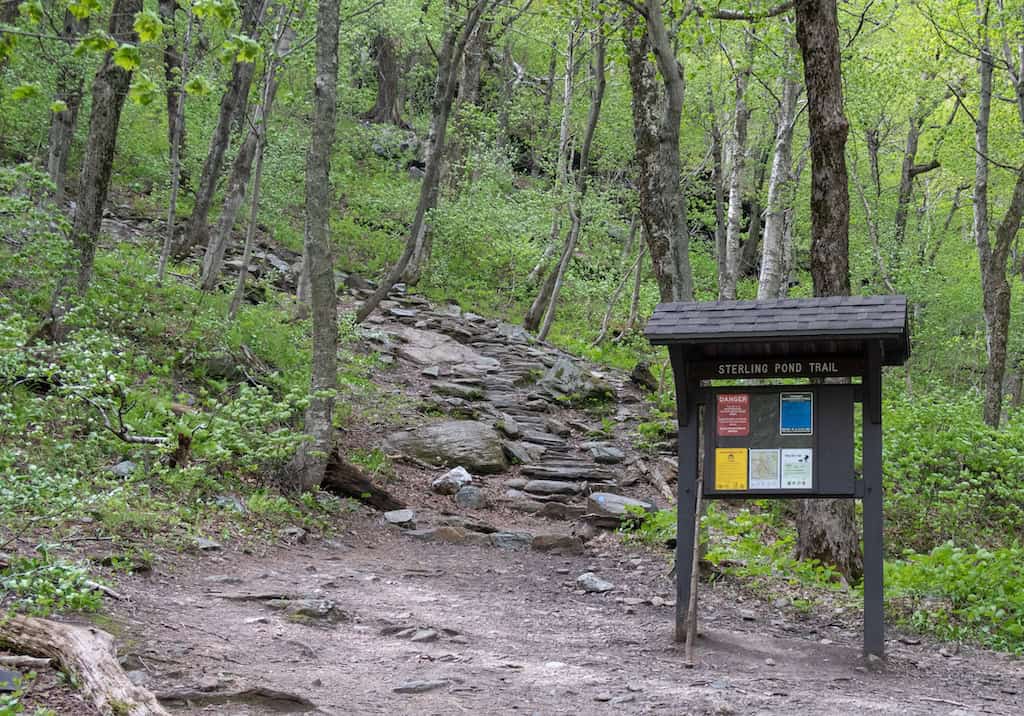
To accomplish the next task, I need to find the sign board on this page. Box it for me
[716,394,750,436]
[690,357,864,380]
[703,385,855,498]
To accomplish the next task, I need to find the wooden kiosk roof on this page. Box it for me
[644,295,909,366]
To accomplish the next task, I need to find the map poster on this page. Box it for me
[749,449,781,490]
[715,448,748,491]
[780,392,813,435]
[717,393,750,437]
[781,449,813,489]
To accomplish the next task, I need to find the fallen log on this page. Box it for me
[321,451,405,511]
[0,614,168,716]
[0,655,51,668]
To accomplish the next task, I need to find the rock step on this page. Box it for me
[521,465,617,481]
[520,431,567,447]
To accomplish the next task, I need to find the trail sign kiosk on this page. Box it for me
[645,296,909,658]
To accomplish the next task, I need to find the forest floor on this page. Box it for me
[6,233,1023,715]
[101,516,1023,716]
[84,291,1024,714]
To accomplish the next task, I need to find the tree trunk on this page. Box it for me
[356,0,493,321]
[721,43,753,300]
[157,8,194,285]
[401,2,491,286]
[201,16,294,291]
[179,0,269,258]
[158,0,186,161]
[70,0,142,296]
[865,125,881,197]
[526,20,576,332]
[537,16,606,341]
[710,100,727,295]
[228,134,266,319]
[740,147,769,277]
[524,24,577,331]
[795,0,851,297]
[626,243,646,331]
[363,34,407,126]
[894,75,943,250]
[293,0,341,490]
[0,615,168,716]
[46,11,89,206]
[457,17,490,105]
[623,4,692,303]
[793,0,859,582]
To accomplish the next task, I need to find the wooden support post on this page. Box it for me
[669,348,700,643]
[862,341,884,658]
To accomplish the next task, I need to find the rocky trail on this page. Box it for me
[13,235,1024,714]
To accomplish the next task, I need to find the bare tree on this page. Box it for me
[200,6,297,290]
[758,28,800,299]
[157,7,194,284]
[524,20,580,332]
[363,33,408,126]
[623,2,692,302]
[720,34,754,300]
[793,0,860,582]
[355,0,495,321]
[177,0,270,258]
[69,0,143,296]
[46,11,88,205]
[536,13,607,340]
[973,4,1024,428]
[292,0,341,490]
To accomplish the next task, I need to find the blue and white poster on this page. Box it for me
[779,392,813,435]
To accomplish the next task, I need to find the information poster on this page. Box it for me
[749,449,781,489]
[781,449,813,489]
[717,394,750,437]
[715,448,748,490]
[780,392,813,435]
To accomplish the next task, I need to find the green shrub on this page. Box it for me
[887,542,1024,653]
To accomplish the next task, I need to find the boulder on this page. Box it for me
[387,421,509,474]
[538,357,615,403]
[453,485,488,509]
[576,572,614,593]
[523,480,582,496]
[491,532,532,550]
[432,466,473,495]
[389,326,499,369]
[586,444,626,464]
[384,509,416,527]
[586,492,653,527]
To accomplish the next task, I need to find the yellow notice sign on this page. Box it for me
[715,448,748,491]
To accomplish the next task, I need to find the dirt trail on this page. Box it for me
[36,255,1020,715]
[108,519,1023,715]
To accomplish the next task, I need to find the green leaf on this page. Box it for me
[9,83,41,101]
[133,10,164,43]
[183,76,211,96]
[226,34,261,64]
[18,0,44,24]
[113,44,141,71]
[128,74,159,106]
[50,100,69,113]
[68,0,102,20]
[193,0,238,25]
[74,31,117,57]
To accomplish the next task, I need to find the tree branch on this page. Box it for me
[702,1,793,21]
[909,159,941,178]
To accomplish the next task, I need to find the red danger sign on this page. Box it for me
[717,393,750,437]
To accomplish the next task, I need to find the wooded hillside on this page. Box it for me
[2,0,1024,711]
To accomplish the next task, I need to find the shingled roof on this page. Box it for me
[645,295,909,365]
